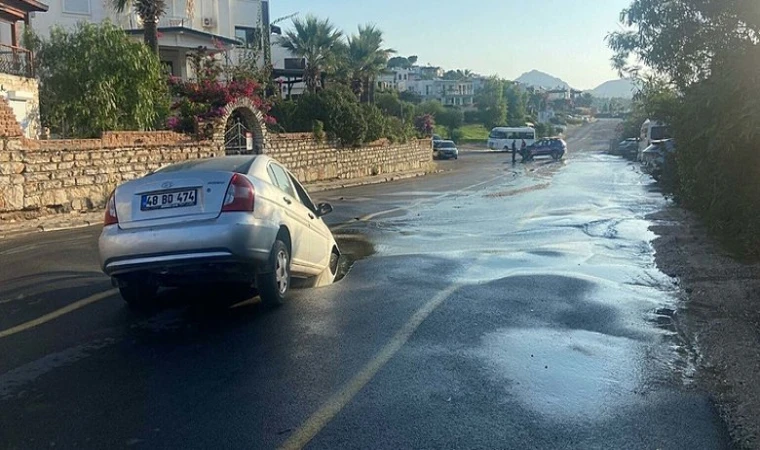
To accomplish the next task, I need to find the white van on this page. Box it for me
[487,127,536,152]
[638,119,670,161]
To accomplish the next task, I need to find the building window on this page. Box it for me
[62,0,90,15]
[234,26,262,50]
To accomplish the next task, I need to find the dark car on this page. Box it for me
[433,140,459,160]
[641,139,676,180]
[522,138,567,161]
[617,138,640,160]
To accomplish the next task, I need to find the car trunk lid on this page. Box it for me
[114,171,234,230]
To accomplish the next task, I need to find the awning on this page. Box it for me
[125,26,241,49]
[0,0,47,23]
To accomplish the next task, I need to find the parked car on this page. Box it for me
[642,139,676,180]
[98,155,340,309]
[617,138,640,160]
[433,140,459,160]
[521,138,567,161]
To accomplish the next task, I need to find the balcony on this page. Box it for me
[0,44,33,78]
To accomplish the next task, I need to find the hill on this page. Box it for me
[590,78,636,99]
[515,70,571,90]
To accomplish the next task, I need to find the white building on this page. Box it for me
[407,79,474,107]
[271,42,306,98]
[377,71,395,91]
[20,0,269,79]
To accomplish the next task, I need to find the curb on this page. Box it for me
[305,169,443,193]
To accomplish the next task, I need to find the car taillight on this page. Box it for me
[222,173,255,212]
[104,191,118,226]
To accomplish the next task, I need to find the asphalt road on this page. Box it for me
[0,120,732,449]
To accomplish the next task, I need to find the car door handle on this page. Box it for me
[283,197,292,205]
[308,213,315,219]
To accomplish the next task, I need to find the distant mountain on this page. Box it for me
[515,70,572,90]
[589,78,636,99]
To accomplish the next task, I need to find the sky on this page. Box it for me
[270,0,632,90]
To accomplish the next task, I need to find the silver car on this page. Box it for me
[99,155,340,308]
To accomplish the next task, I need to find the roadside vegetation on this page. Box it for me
[23,13,583,144]
[26,22,169,138]
[609,0,760,259]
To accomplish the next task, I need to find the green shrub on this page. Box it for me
[312,120,325,142]
[437,108,464,134]
[327,104,366,146]
[386,116,412,143]
[375,92,415,120]
[362,104,387,143]
[671,49,760,257]
[450,128,464,143]
[269,99,299,132]
[464,110,480,124]
[34,22,169,138]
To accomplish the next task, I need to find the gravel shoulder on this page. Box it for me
[649,206,760,450]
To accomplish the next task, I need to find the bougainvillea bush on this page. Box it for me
[166,50,275,139]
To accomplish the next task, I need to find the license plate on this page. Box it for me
[141,189,197,211]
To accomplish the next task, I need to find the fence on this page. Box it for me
[0,44,33,78]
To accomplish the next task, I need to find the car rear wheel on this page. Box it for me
[119,280,158,310]
[258,240,290,308]
[551,150,563,161]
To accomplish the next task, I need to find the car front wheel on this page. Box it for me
[552,150,563,161]
[258,240,291,308]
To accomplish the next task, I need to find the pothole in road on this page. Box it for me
[333,233,375,282]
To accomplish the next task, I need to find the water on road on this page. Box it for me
[0,121,730,449]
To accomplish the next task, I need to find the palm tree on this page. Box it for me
[112,0,166,55]
[278,15,343,93]
[346,24,395,103]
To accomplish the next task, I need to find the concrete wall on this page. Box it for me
[0,131,434,220]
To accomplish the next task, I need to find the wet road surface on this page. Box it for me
[0,120,732,449]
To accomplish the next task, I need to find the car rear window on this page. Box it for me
[155,156,257,174]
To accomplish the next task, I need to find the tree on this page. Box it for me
[437,108,463,134]
[345,24,395,103]
[278,15,343,93]
[474,76,507,129]
[504,82,527,126]
[387,56,412,69]
[577,92,594,108]
[35,22,169,138]
[442,69,472,81]
[607,0,760,257]
[416,100,445,118]
[399,90,422,104]
[375,91,415,121]
[606,0,760,89]
[111,0,166,55]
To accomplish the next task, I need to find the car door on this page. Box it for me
[267,163,314,273]
[288,172,331,267]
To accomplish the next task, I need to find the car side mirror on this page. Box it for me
[317,202,333,217]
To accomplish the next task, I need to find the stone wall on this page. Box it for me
[0,132,223,218]
[0,130,434,220]
[266,133,434,184]
[0,73,40,139]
